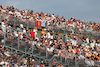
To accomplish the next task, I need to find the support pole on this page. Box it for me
[60,51,62,64]
[11,43,13,54]
[18,37,19,50]
[46,45,48,59]
[18,54,25,67]
[4,28,6,67]
[25,48,27,55]
[32,44,33,55]
[4,30,6,46]
[75,55,79,67]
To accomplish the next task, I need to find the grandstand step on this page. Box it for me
[5,41,12,46]
[40,52,46,56]
[26,50,40,56]
[69,62,75,66]
[62,62,69,65]
[33,50,40,54]
[19,46,26,52]
[12,43,18,49]
[55,57,61,61]
[47,54,53,59]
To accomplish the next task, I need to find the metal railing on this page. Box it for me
[0,15,100,39]
[2,30,100,67]
[3,16,100,38]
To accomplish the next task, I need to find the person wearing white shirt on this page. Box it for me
[20,64,27,67]
[20,34,23,39]
[1,20,6,32]
[46,31,50,38]
[49,40,53,44]
[0,61,8,67]
[50,33,53,39]
[9,11,13,14]
[47,46,54,52]
[93,39,96,45]
[33,27,38,37]
[23,28,26,34]
[85,59,94,66]
[29,16,33,21]
[90,41,95,49]
[52,14,55,18]
[15,31,19,37]
[20,23,24,29]
[4,49,10,57]
[97,43,100,47]
[80,54,85,59]
[86,37,89,44]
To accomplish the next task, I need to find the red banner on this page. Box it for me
[36,21,41,27]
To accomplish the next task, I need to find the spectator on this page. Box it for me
[33,27,38,38]
[1,20,6,32]
[57,63,64,67]
[30,29,35,40]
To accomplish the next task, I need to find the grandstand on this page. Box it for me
[0,5,100,67]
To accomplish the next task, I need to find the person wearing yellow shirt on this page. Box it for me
[41,29,46,37]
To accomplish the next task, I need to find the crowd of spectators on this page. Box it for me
[0,4,100,67]
[0,4,100,32]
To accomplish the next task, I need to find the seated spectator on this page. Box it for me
[47,44,54,52]
[57,63,64,67]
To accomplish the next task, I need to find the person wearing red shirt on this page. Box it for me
[30,29,35,40]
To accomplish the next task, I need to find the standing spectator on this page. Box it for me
[41,29,46,38]
[1,20,6,32]
[63,35,66,43]
[15,31,19,37]
[20,23,24,29]
[30,29,35,40]
[17,27,21,32]
[23,28,26,34]
[33,27,38,38]
[46,30,50,39]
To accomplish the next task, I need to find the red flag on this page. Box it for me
[36,21,41,27]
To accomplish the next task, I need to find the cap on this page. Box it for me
[41,61,43,63]
[32,59,35,61]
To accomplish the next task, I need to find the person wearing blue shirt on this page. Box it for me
[10,60,14,67]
